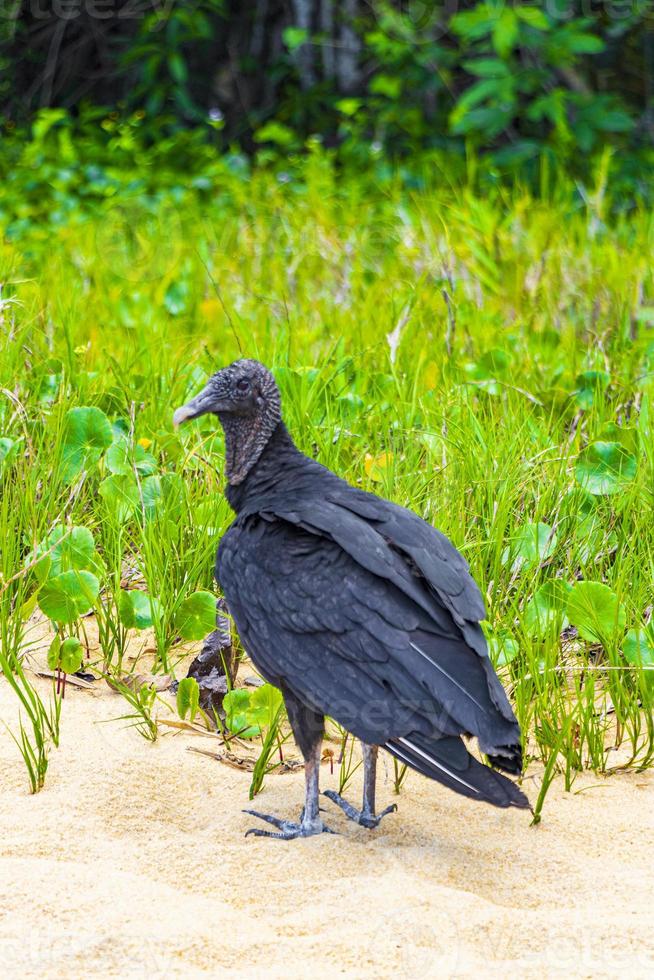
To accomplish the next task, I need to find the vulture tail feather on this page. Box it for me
[386,733,530,810]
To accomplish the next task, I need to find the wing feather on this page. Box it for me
[217,515,520,755]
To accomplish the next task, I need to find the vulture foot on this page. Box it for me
[322,790,397,829]
[243,809,336,840]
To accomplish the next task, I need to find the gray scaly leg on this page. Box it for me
[244,742,335,840]
[323,743,397,829]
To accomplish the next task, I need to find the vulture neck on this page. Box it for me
[219,407,282,487]
[224,421,308,513]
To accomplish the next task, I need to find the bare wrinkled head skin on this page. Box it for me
[173,359,282,484]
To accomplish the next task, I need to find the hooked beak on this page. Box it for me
[173,383,226,427]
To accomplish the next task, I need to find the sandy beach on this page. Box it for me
[1,665,653,980]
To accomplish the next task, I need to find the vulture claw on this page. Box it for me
[243,808,336,840]
[322,790,398,829]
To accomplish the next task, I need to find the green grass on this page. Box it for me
[1,157,653,807]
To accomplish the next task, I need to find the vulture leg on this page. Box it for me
[324,743,397,829]
[244,690,335,840]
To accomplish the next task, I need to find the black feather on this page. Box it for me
[215,420,528,811]
[385,733,530,809]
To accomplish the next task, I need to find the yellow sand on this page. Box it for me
[1,671,653,980]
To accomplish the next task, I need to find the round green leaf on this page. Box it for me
[247,683,283,730]
[524,580,572,637]
[596,423,639,458]
[118,590,162,630]
[573,370,609,409]
[566,581,626,644]
[47,635,61,670]
[174,591,216,641]
[60,406,113,483]
[623,628,654,691]
[47,635,83,673]
[106,438,157,477]
[160,473,184,511]
[464,350,511,391]
[487,630,519,668]
[134,444,158,476]
[105,439,132,476]
[575,441,637,496]
[60,636,83,674]
[477,348,511,377]
[39,570,100,624]
[99,474,140,522]
[559,490,617,563]
[32,525,97,584]
[141,475,162,519]
[140,473,184,522]
[502,522,557,570]
[560,487,596,519]
[221,686,282,738]
[132,592,163,629]
[20,592,39,621]
[117,589,136,628]
[623,628,654,666]
[223,688,259,738]
[0,436,15,463]
[176,676,200,721]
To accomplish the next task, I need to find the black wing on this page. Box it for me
[217,506,528,810]
[261,486,517,727]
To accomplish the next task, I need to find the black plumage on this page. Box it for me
[174,359,529,838]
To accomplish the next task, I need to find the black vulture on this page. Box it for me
[174,359,529,839]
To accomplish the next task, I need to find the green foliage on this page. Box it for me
[29,523,103,637]
[30,526,98,585]
[117,1,226,121]
[176,677,201,722]
[574,371,610,410]
[223,684,284,739]
[0,436,21,476]
[449,6,633,158]
[524,581,571,639]
[221,683,287,797]
[487,628,520,669]
[109,676,158,741]
[622,627,654,692]
[99,475,142,523]
[0,647,61,793]
[118,591,163,630]
[106,439,157,478]
[566,582,626,645]
[48,635,84,675]
[174,591,217,641]
[2,3,652,191]
[60,407,113,484]
[248,701,288,800]
[575,442,638,496]
[502,522,557,571]
[223,689,257,737]
[1,157,653,805]
[38,571,100,625]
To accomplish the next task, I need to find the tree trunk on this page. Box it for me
[291,0,316,90]
[337,0,360,93]
[321,0,335,81]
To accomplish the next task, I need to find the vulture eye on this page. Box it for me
[235,378,250,395]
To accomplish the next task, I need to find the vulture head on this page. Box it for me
[173,359,282,484]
